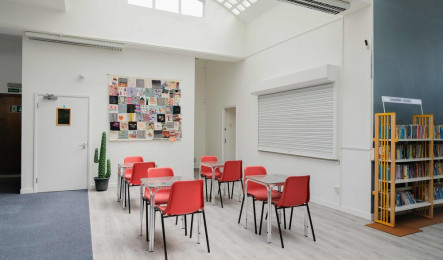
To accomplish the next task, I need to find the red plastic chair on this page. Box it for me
[237,166,282,235]
[155,180,210,260]
[214,160,242,208]
[272,175,315,248]
[142,167,174,241]
[120,156,144,200]
[124,161,155,214]
[200,156,222,201]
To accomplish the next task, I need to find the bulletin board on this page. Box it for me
[108,75,182,141]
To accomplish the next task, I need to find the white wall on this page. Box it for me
[205,7,373,219]
[21,38,195,193]
[194,59,206,168]
[0,0,245,59]
[0,34,21,93]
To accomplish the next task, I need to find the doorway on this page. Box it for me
[0,94,22,193]
[223,106,236,161]
[35,94,90,192]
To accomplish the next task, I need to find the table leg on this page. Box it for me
[122,179,126,209]
[117,165,121,201]
[244,180,248,229]
[211,167,215,206]
[140,185,143,236]
[149,191,155,252]
[267,186,272,244]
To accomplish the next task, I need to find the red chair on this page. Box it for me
[121,156,144,201]
[237,166,282,234]
[156,179,209,260]
[272,175,316,248]
[124,161,155,214]
[200,156,222,201]
[143,167,174,241]
[214,160,242,208]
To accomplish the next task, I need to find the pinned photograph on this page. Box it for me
[118,104,127,113]
[141,105,149,114]
[137,88,144,97]
[166,106,172,114]
[109,96,118,104]
[118,77,128,87]
[146,130,154,140]
[119,96,126,104]
[128,121,137,130]
[129,130,137,139]
[143,114,150,121]
[152,80,161,89]
[109,76,118,86]
[149,97,157,106]
[128,78,136,88]
[162,131,170,139]
[157,98,166,106]
[150,114,158,123]
[166,122,175,130]
[127,87,137,97]
[136,79,145,88]
[144,78,152,89]
[118,113,128,122]
[168,97,174,106]
[173,114,181,122]
[145,88,154,97]
[154,130,163,139]
[127,104,136,113]
[148,105,157,114]
[110,122,120,131]
[109,131,118,140]
[136,113,144,122]
[157,114,165,123]
[118,130,128,139]
[173,106,181,114]
[173,97,180,106]
[137,130,146,139]
[120,122,129,131]
[109,105,118,113]
[139,97,146,106]
[109,85,118,96]
[174,121,181,130]
[166,114,173,122]
[132,96,140,105]
[109,113,118,122]
[128,113,136,121]
[126,96,133,104]
[147,123,154,130]
[154,89,162,97]
[137,121,146,130]
[135,104,141,113]
[156,106,165,114]
[119,87,127,96]
[154,122,162,131]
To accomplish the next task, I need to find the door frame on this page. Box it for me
[221,105,237,162]
[33,93,91,192]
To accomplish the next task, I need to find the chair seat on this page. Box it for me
[201,169,222,178]
[124,169,133,180]
[249,188,282,201]
[144,188,171,205]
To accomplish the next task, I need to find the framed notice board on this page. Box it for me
[56,108,71,126]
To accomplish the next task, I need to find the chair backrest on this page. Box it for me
[220,160,242,182]
[124,156,144,164]
[244,166,267,191]
[131,162,156,185]
[276,176,310,208]
[148,167,174,178]
[201,156,218,174]
[165,180,204,216]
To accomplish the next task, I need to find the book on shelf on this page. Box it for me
[434,125,443,139]
[395,143,428,159]
[379,165,391,180]
[395,163,428,180]
[434,186,443,200]
[379,124,391,139]
[434,143,443,157]
[396,191,417,206]
[396,125,429,139]
[435,162,443,176]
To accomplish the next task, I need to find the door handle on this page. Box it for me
[78,143,87,149]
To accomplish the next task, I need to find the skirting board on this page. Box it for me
[20,188,34,194]
[89,183,117,190]
[311,197,372,220]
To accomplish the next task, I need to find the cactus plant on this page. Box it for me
[94,131,110,179]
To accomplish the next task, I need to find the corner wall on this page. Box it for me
[21,38,195,193]
[0,34,21,93]
[205,7,373,219]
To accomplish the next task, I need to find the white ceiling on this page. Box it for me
[5,0,66,12]
[237,0,280,23]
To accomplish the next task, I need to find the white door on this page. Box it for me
[36,95,89,192]
[224,107,236,161]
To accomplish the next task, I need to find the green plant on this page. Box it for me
[94,131,111,179]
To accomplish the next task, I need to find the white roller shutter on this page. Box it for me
[258,83,337,160]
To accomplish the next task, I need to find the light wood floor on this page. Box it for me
[89,184,443,260]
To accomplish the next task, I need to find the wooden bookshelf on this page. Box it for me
[373,113,434,227]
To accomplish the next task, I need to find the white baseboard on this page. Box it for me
[20,188,34,194]
[310,197,372,220]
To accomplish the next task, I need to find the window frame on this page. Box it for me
[129,0,206,18]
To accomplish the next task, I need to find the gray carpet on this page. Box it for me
[0,190,93,260]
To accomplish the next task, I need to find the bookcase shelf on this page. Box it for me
[434,199,443,206]
[435,175,443,180]
[373,113,434,227]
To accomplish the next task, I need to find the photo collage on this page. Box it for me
[108,75,182,141]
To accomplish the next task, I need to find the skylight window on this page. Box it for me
[215,0,257,15]
[128,0,205,17]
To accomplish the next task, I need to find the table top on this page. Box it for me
[141,176,193,189]
[246,174,289,185]
[200,161,225,168]
[118,162,136,168]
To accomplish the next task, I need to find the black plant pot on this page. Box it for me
[94,177,110,191]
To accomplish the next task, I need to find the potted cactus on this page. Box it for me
[93,131,111,191]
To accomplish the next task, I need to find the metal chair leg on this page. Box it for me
[231,181,235,199]
[202,210,210,253]
[190,213,194,238]
[306,204,316,242]
[204,177,208,202]
[253,198,257,234]
[289,207,294,230]
[218,182,223,208]
[184,215,187,236]
[176,216,178,225]
[259,201,265,235]
[160,214,168,260]
[283,208,286,229]
[128,184,131,214]
[238,195,245,223]
[275,205,284,248]
[227,182,230,199]
[146,201,149,241]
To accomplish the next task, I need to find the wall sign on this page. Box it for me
[9,105,22,113]
[56,108,71,126]
[108,75,182,141]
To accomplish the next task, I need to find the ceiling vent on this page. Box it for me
[25,32,124,51]
[277,0,350,15]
